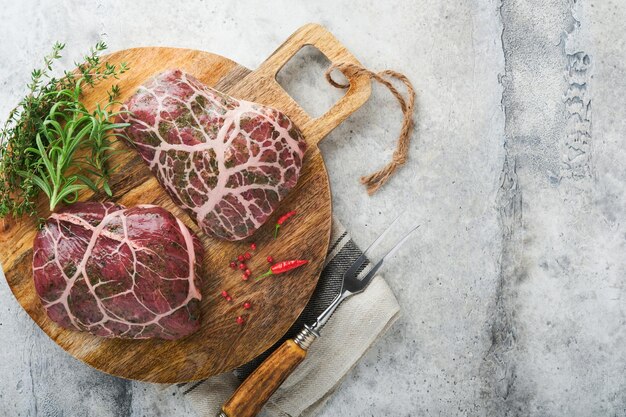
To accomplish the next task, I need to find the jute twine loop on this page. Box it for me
[324,63,416,195]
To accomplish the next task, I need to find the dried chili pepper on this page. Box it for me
[256,259,309,281]
[274,211,296,238]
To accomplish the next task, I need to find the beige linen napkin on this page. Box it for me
[179,219,401,417]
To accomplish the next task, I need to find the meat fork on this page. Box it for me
[218,216,420,417]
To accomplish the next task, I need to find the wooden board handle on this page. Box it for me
[220,339,307,417]
[244,23,372,147]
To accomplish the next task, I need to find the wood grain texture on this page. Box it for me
[222,340,307,417]
[0,24,370,383]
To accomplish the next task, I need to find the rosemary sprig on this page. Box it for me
[0,42,129,217]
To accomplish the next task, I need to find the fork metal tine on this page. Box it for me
[340,212,403,284]
[343,224,420,294]
[310,217,419,332]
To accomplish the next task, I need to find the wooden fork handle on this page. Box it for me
[219,327,318,417]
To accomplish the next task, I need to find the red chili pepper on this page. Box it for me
[274,211,296,238]
[256,259,309,281]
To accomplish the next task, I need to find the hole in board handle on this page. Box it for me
[275,45,348,119]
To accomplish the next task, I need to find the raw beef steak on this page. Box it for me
[32,202,203,340]
[120,69,307,241]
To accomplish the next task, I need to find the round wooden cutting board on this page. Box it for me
[0,24,370,383]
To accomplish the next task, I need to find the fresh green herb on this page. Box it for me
[0,41,129,217]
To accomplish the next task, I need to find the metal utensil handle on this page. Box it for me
[218,327,318,417]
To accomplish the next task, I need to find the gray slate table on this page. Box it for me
[1,1,625,416]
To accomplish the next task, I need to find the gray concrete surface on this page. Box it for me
[1,0,625,416]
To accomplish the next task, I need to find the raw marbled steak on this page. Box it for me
[120,69,307,241]
[32,202,203,340]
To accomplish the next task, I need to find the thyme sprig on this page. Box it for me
[0,42,129,217]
